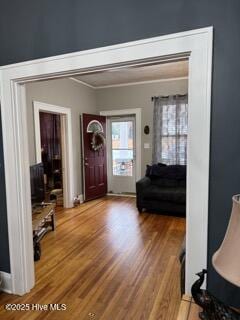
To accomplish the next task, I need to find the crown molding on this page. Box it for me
[69,76,188,90]
[95,76,188,89]
[69,77,95,89]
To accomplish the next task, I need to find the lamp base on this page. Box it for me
[191,270,240,320]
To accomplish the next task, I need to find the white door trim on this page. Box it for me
[0,26,213,295]
[0,272,12,294]
[33,101,74,208]
[100,108,141,186]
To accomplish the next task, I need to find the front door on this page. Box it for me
[108,116,136,194]
[82,114,107,201]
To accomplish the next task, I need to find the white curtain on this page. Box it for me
[152,94,188,165]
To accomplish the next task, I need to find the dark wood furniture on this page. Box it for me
[32,203,56,261]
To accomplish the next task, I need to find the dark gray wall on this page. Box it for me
[0,111,10,273]
[0,0,240,306]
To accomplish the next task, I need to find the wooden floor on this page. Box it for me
[0,196,186,320]
[177,295,202,320]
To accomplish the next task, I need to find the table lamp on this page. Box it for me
[191,194,240,320]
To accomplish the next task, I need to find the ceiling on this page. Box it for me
[72,60,188,88]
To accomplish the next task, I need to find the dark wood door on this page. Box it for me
[82,114,107,201]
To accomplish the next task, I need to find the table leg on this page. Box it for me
[51,210,56,231]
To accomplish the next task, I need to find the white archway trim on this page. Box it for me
[0,26,213,295]
[33,101,74,209]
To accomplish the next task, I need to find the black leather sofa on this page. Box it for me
[136,163,186,216]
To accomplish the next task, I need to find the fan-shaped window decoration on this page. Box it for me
[87,120,103,133]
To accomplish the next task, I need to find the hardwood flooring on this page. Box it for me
[0,196,186,320]
[177,295,202,320]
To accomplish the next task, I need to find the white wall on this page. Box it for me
[96,79,188,175]
[25,78,96,196]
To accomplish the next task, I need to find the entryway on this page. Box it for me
[33,101,74,208]
[82,113,107,201]
[107,116,136,194]
[0,27,213,295]
[39,111,63,206]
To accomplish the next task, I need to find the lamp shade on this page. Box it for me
[212,194,240,287]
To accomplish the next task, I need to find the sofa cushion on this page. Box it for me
[158,162,167,167]
[178,179,186,187]
[142,185,186,204]
[145,165,152,177]
[145,163,167,177]
[151,178,178,188]
[149,164,186,180]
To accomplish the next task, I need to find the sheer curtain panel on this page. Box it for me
[152,94,188,165]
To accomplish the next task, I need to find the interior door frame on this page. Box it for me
[101,109,141,193]
[33,101,74,208]
[0,27,213,295]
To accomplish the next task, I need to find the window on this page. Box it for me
[152,95,188,165]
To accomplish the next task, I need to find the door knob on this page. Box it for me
[85,163,89,166]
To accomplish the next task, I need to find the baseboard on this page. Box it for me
[77,194,84,203]
[0,272,12,294]
[107,193,136,198]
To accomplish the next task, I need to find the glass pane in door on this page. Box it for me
[112,150,133,176]
[111,121,133,176]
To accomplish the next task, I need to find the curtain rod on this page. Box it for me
[151,93,188,101]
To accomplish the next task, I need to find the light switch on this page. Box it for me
[144,143,150,149]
